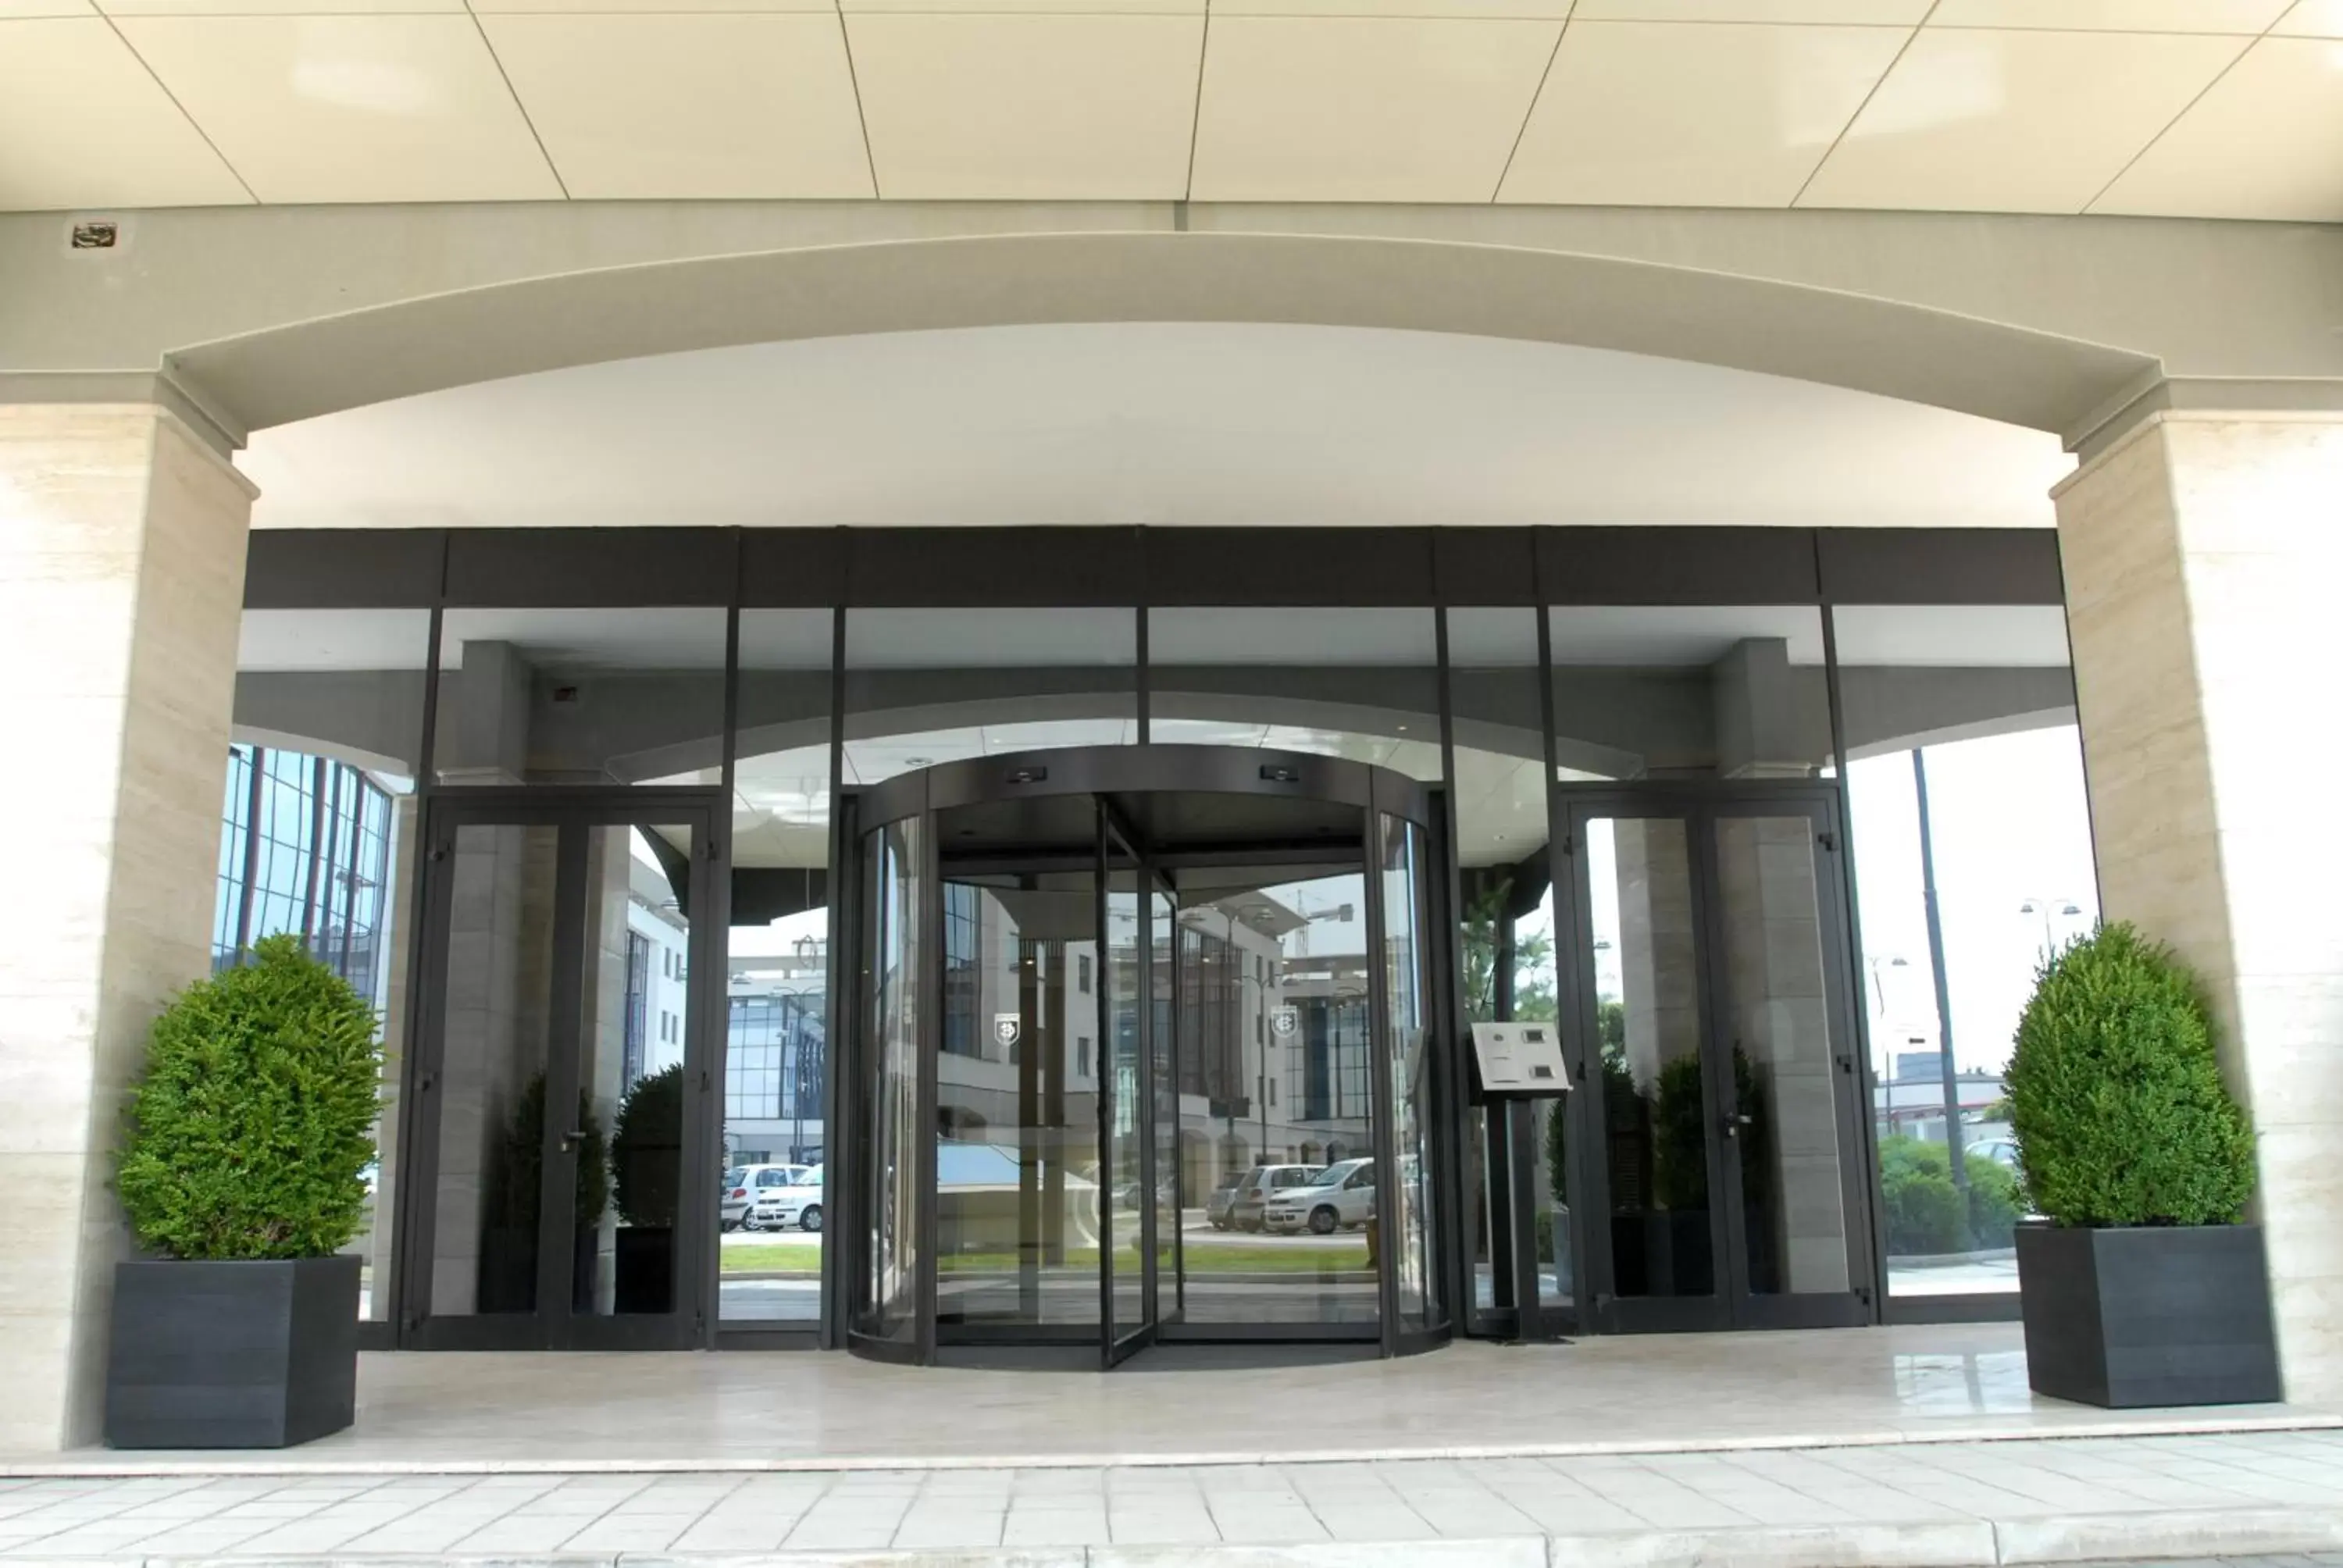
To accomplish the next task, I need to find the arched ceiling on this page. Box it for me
[241,322,2069,532]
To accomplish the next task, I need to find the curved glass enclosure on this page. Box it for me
[842,745,1448,1367]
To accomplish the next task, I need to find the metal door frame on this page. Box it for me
[1556,782,1873,1335]
[394,786,725,1352]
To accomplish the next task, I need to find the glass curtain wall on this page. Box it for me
[1831,604,2095,1303]
[723,608,836,1324]
[1447,608,1565,1322]
[224,607,430,1323]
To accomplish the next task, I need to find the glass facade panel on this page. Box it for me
[433,608,726,787]
[1149,608,1443,779]
[1833,604,2095,1301]
[843,608,1135,783]
[1450,608,1566,1320]
[1550,607,1832,782]
[223,607,430,1322]
[1379,812,1438,1330]
[725,609,834,1323]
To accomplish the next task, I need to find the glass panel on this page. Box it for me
[934,871,1101,1330]
[433,608,726,787]
[226,608,429,1320]
[843,608,1135,784]
[1584,816,1714,1299]
[1711,815,1849,1298]
[1150,886,1179,1327]
[578,825,694,1317]
[429,821,561,1317]
[1149,608,1443,780]
[1175,865,1378,1327]
[1549,606,1830,782]
[1452,607,1566,1319]
[1835,602,2094,1300]
[1106,855,1146,1341]
[724,609,834,1324]
[859,818,922,1343]
[1380,814,1438,1330]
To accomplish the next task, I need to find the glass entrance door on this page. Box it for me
[1564,790,1870,1333]
[398,791,720,1349]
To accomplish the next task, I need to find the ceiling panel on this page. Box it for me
[0,18,250,210]
[2274,0,2343,33]
[848,0,1196,11]
[102,0,459,13]
[847,13,1203,199]
[1191,16,1560,202]
[482,14,872,199]
[1216,0,1566,15]
[0,0,93,14]
[2092,37,2343,220]
[117,15,563,202]
[1575,0,1928,20]
[1500,20,1905,208]
[1798,27,2248,213]
[1928,0,2290,30]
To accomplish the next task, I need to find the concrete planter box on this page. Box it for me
[2014,1221,2280,1408]
[105,1254,359,1448]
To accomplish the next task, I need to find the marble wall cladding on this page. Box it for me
[0,406,252,1453]
[2056,413,2343,1404]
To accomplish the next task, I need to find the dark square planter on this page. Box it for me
[105,1253,360,1449]
[2015,1221,2281,1408]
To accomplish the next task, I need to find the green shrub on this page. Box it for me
[612,1064,685,1227]
[116,935,380,1260]
[1878,1135,1965,1254]
[2006,921,2255,1228]
[1966,1155,2024,1247]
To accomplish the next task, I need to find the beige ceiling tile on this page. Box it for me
[1799,27,2248,214]
[0,0,94,15]
[1214,0,1565,16]
[102,0,461,14]
[481,14,871,198]
[0,18,249,210]
[116,15,563,203]
[479,0,829,9]
[849,0,1194,12]
[1929,0,2290,30]
[1574,0,1928,21]
[847,14,1202,199]
[1191,16,1560,201]
[2093,37,2343,219]
[2274,0,2343,34]
[1500,20,1904,207]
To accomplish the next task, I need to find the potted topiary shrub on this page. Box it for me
[2006,921,2276,1407]
[107,935,380,1447]
[609,1064,684,1313]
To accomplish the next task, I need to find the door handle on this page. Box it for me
[561,1128,587,1153]
[1721,1114,1753,1139]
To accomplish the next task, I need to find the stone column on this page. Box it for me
[0,404,253,1453]
[2056,412,2343,1402]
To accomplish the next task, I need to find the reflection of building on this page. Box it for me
[726,941,829,1167]
[211,743,399,1011]
[622,853,690,1091]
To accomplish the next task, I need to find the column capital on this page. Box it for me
[0,367,246,460]
[2065,372,2343,466]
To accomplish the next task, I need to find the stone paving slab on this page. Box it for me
[9,1431,2343,1566]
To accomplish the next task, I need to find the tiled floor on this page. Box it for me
[8,1432,2343,1563]
[10,1324,2329,1475]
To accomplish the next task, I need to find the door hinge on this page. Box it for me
[1836,1055,1854,1076]
[1817,831,1838,853]
[701,1069,712,1092]
[1561,834,1574,857]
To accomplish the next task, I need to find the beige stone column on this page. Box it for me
[2056,412,2343,1402]
[0,404,253,1453]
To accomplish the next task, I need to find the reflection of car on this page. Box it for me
[1211,1165,1324,1231]
[723,1164,812,1230]
[747,1166,825,1232]
[1263,1157,1375,1235]
[1973,1138,2020,1170]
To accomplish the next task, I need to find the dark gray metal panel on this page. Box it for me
[243,529,445,608]
[1816,528,2064,605]
[1432,529,1538,604]
[444,528,735,606]
[1539,527,1821,605]
[740,528,847,607]
[848,527,1140,606]
[1143,528,1436,606]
